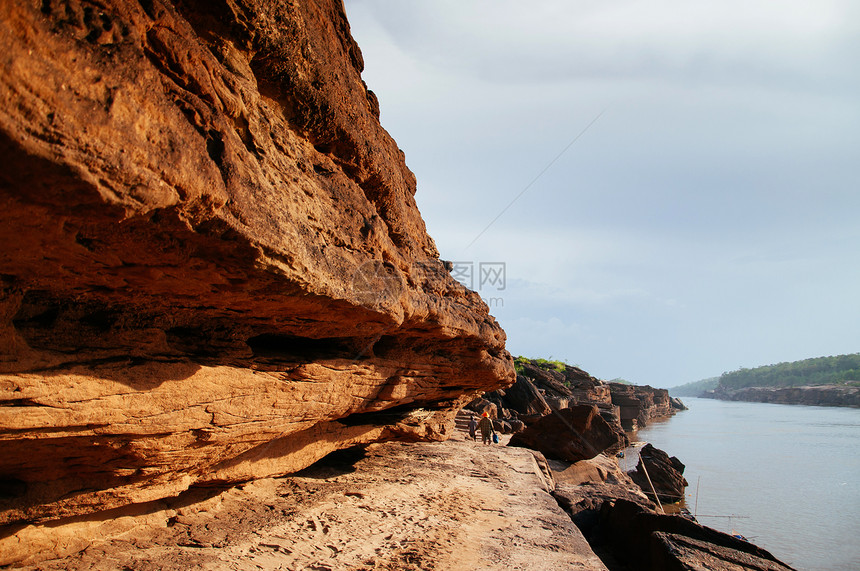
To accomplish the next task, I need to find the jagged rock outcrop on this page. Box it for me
[508,405,628,462]
[608,382,675,430]
[584,499,796,571]
[487,362,620,428]
[629,443,688,504]
[0,0,513,546]
[555,470,795,570]
[703,385,860,407]
[488,374,552,421]
[484,360,682,435]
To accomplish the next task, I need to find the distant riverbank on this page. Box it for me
[702,384,860,407]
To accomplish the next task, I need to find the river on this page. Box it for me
[622,397,860,571]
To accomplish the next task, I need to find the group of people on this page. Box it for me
[467,412,497,444]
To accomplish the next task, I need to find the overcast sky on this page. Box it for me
[344,0,860,388]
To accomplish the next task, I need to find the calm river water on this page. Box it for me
[622,397,860,571]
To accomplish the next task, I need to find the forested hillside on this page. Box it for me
[718,353,860,389]
[670,377,719,396]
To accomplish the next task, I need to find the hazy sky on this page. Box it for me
[344,0,860,387]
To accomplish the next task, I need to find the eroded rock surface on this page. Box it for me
[592,499,796,571]
[8,440,608,570]
[629,443,688,504]
[482,360,682,436]
[0,0,513,545]
[508,405,627,463]
[608,382,675,430]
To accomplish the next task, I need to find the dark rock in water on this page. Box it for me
[594,499,797,571]
[629,443,688,504]
[508,405,628,462]
[651,532,798,571]
[669,396,688,410]
[555,481,797,571]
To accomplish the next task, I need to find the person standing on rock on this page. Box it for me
[478,412,493,445]
[468,414,478,441]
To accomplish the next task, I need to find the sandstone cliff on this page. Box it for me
[607,382,683,430]
[480,360,683,431]
[0,0,513,538]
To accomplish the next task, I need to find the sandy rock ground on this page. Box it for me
[16,435,607,571]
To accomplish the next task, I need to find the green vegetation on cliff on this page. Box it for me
[514,356,569,375]
[716,353,860,391]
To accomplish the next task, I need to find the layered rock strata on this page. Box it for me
[480,360,682,432]
[628,443,688,504]
[508,405,628,463]
[557,496,796,571]
[608,382,680,430]
[0,0,512,536]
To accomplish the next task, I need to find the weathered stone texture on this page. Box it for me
[0,0,513,541]
[508,405,627,463]
[608,382,674,430]
[484,360,680,433]
[629,443,688,504]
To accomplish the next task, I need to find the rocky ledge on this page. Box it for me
[0,0,512,549]
[5,434,797,571]
[702,385,860,407]
[473,359,685,436]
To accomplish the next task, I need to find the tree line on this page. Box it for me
[717,353,860,390]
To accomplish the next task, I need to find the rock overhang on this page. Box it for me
[0,0,513,532]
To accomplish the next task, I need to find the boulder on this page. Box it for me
[553,479,654,540]
[594,499,796,571]
[508,405,628,462]
[465,398,498,419]
[492,419,512,434]
[629,444,688,503]
[555,481,796,571]
[499,375,552,419]
[670,396,688,410]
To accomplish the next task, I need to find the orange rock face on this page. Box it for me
[0,0,513,535]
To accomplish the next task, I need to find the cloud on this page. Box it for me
[354,0,858,90]
[345,1,860,386]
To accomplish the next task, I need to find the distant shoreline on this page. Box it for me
[700,384,860,408]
